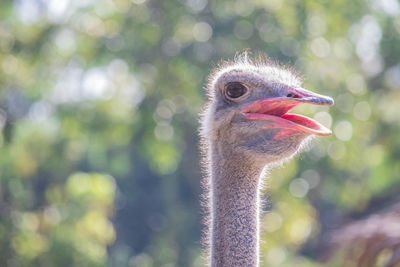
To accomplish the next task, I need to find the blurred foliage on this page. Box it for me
[0,0,399,266]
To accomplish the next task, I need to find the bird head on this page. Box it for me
[201,56,334,164]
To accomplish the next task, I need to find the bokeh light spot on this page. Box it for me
[154,122,174,141]
[289,218,312,244]
[334,121,353,141]
[193,22,213,42]
[310,37,330,58]
[289,178,309,198]
[346,74,367,95]
[301,169,321,189]
[266,247,287,266]
[384,64,400,90]
[313,111,332,129]
[307,14,326,36]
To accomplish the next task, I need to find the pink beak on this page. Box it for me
[241,87,334,136]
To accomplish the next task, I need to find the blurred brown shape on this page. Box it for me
[327,204,400,267]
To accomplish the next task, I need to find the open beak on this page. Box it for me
[241,87,334,136]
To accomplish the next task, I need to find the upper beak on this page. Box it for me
[286,87,334,106]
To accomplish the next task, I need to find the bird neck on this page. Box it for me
[209,144,264,267]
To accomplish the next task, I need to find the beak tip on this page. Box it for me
[326,97,334,106]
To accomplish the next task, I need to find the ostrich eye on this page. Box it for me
[225,82,248,100]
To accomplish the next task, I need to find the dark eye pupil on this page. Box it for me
[226,82,247,99]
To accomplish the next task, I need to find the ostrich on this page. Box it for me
[200,54,334,267]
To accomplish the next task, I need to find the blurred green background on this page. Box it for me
[0,0,399,266]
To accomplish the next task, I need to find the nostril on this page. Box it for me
[287,93,300,98]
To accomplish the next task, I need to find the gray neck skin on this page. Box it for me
[209,144,264,267]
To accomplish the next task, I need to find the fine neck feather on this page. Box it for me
[209,143,264,267]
